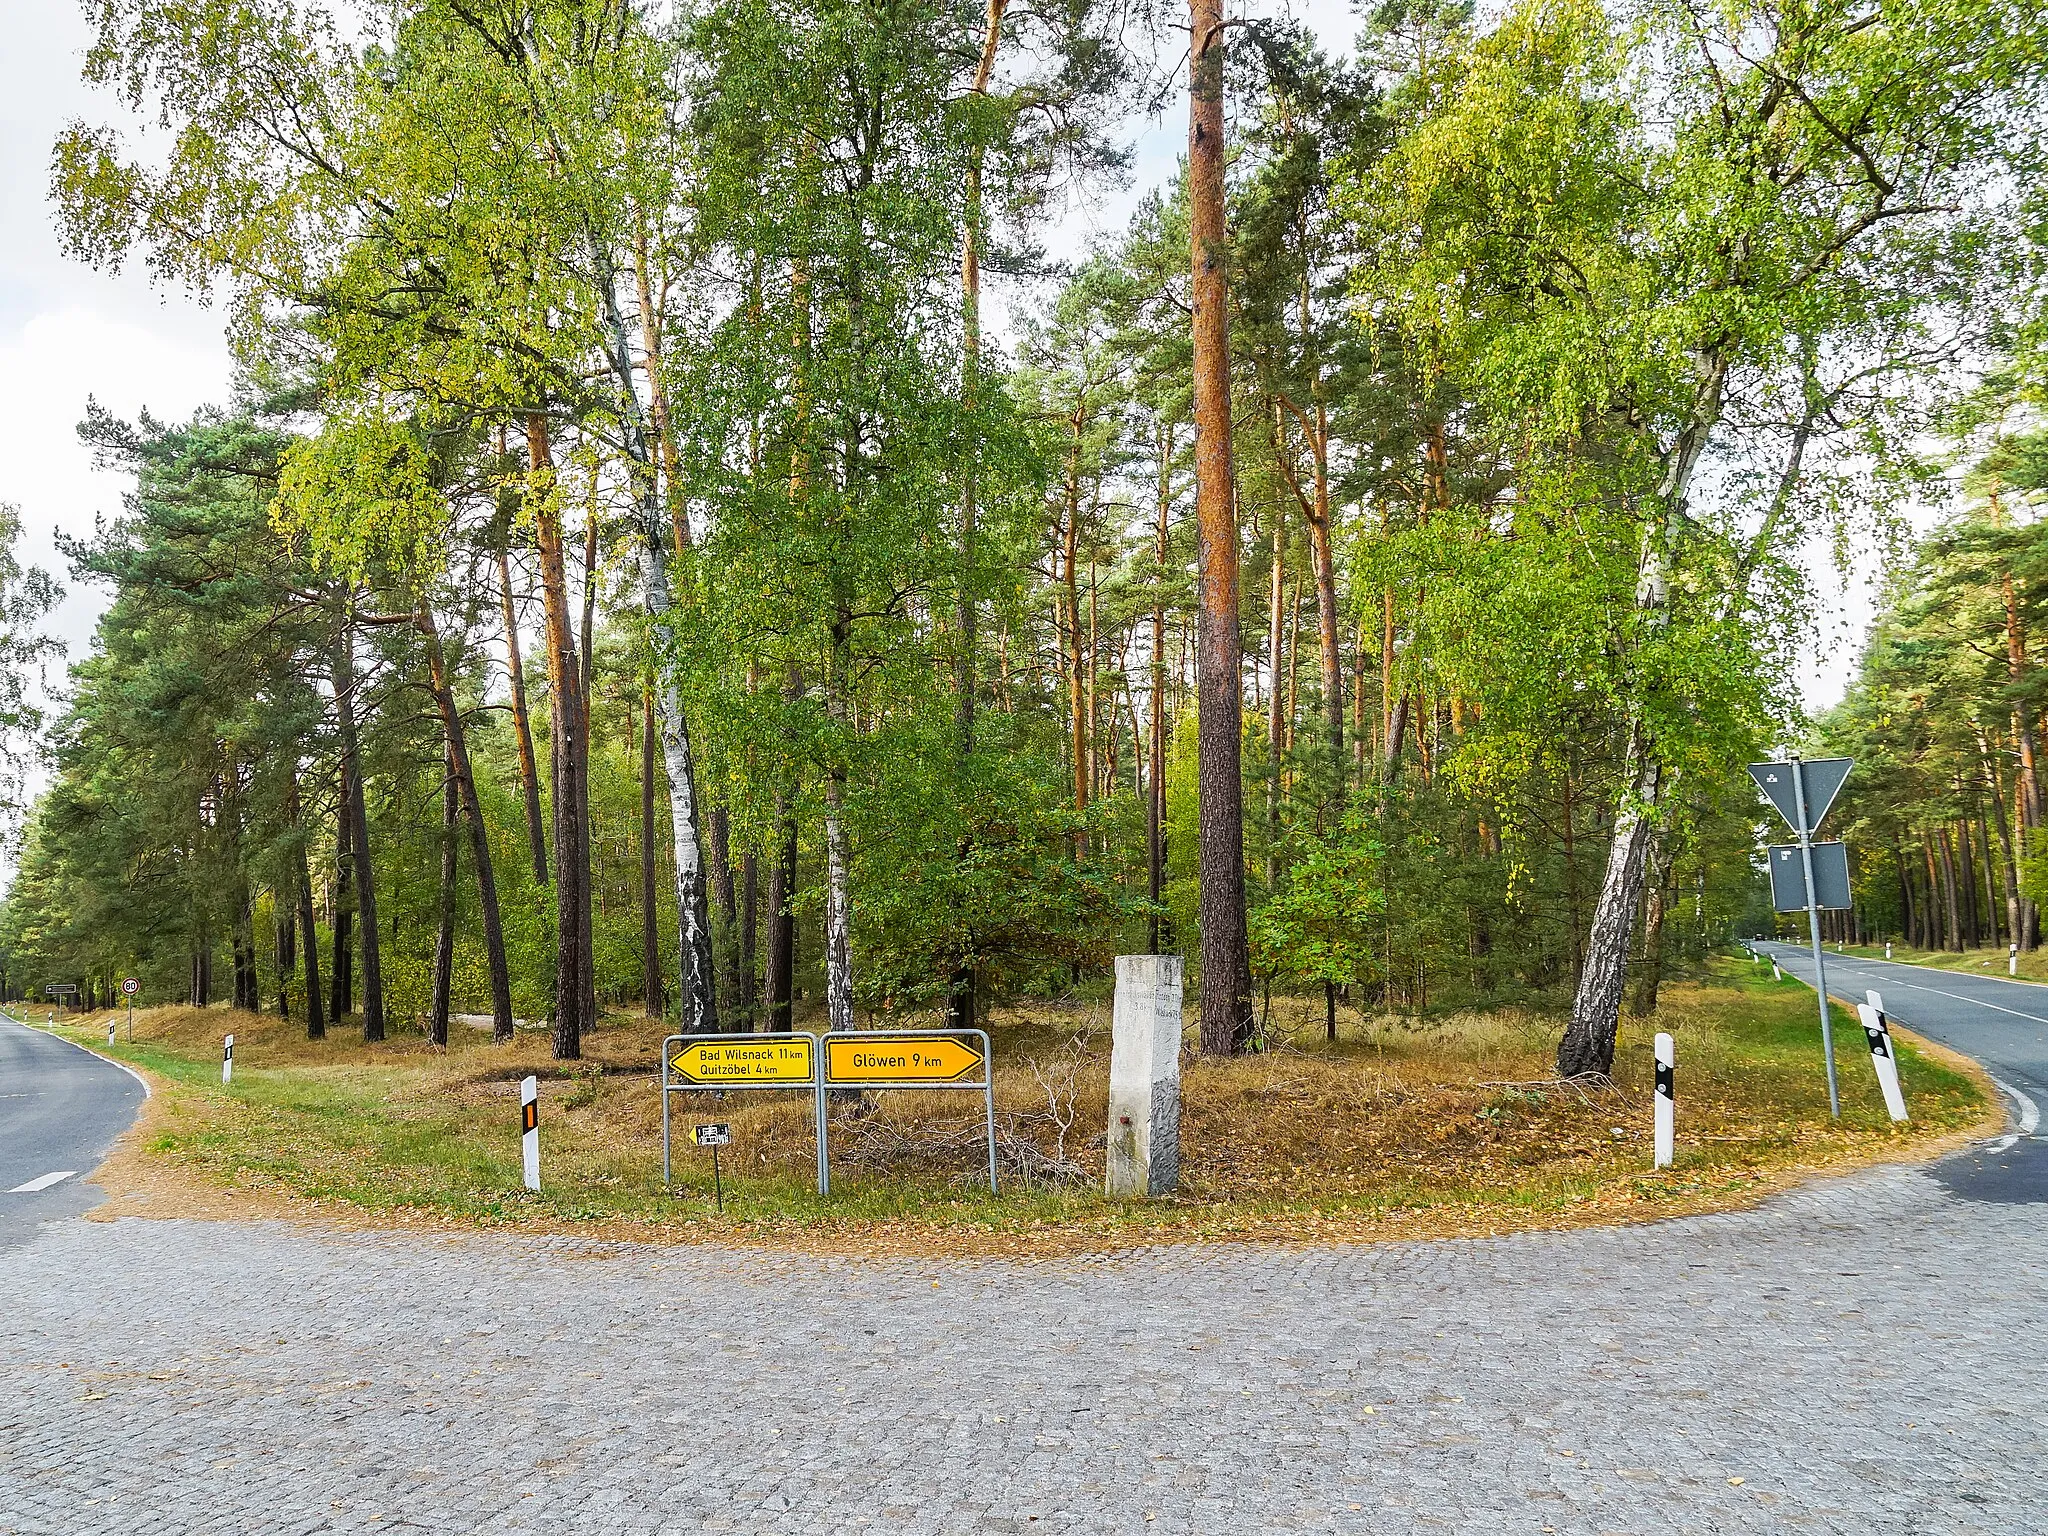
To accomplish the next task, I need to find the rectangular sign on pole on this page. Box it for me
[1766,841,1852,911]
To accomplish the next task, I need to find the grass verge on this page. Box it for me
[34,957,1996,1256]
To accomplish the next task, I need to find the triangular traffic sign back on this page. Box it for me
[1748,757,1852,833]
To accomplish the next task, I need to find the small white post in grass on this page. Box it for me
[2010,944,2019,977]
[520,1075,540,1192]
[1885,941,1893,960]
[1858,991,1908,1123]
[1653,1032,1675,1169]
[1772,962,1782,982]
[222,1033,234,1085]
[107,1019,116,1048]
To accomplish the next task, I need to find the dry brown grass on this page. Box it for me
[43,961,1998,1257]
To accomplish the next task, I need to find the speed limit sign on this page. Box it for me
[122,977,139,996]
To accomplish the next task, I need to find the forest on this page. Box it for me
[0,0,2042,1081]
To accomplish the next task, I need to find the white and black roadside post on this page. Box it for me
[222,1033,234,1085]
[107,1017,116,1048]
[1773,961,1782,982]
[1885,940,1893,961]
[2010,943,2019,978]
[1107,954,1183,1197]
[1653,1031,1675,1169]
[520,1075,540,1192]
[1857,990,1909,1123]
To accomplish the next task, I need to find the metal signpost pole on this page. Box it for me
[1793,757,1842,1117]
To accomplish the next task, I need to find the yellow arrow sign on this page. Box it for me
[669,1036,814,1085]
[825,1034,986,1085]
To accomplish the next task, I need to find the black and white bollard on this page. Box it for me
[520,1075,540,1191]
[1884,941,1892,960]
[1653,1031,1675,1169]
[1772,961,1782,982]
[107,1019,116,1048]
[222,1033,234,1085]
[1857,991,1908,1123]
[2010,944,2019,977]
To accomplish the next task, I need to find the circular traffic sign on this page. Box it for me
[122,977,139,996]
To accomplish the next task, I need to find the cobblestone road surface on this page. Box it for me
[3,1157,2043,1535]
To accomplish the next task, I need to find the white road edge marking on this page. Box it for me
[8,1171,77,1194]
[1986,1077,2040,1156]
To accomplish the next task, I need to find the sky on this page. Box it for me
[0,0,1906,792]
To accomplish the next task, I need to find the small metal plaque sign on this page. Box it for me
[691,1123,733,1148]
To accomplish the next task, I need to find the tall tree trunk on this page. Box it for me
[1557,733,1660,1077]
[1629,836,1670,1017]
[587,233,719,1042]
[528,416,590,1058]
[642,680,664,1021]
[1981,727,2024,950]
[1190,0,1253,1056]
[633,230,689,561]
[1561,349,1726,1076]
[710,802,738,1014]
[430,745,458,1049]
[577,493,599,1028]
[767,791,797,1033]
[292,777,325,1041]
[419,604,516,1042]
[275,886,295,1022]
[333,620,385,1043]
[1062,428,1087,850]
[1916,843,1933,950]
[496,545,550,887]
[1938,826,1963,952]
[1149,421,1171,955]
[944,0,1008,1034]
[331,784,353,1024]
[740,843,759,1029]
[823,618,854,1036]
[1266,495,1286,888]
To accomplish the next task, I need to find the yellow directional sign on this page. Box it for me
[825,1034,986,1085]
[669,1036,814,1085]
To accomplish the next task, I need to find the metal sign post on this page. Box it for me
[123,977,137,1041]
[1750,756,1853,1118]
[691,1123,732,1212]
[1792,759,1842,1118]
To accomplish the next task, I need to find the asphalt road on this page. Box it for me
[0,1010,148,1249]
[1755,940,2045,1203]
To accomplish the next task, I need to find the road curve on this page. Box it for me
[1756,940,2046,1204]
[0,1012,148,1251]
